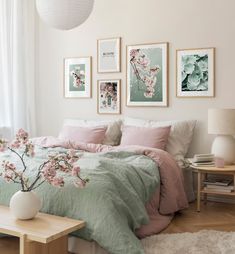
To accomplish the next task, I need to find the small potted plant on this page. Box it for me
[0,129,88,220]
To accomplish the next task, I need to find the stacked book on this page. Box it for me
[191,154,215,167]
[203,179,234,193]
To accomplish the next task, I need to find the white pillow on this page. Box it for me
[62,119,122,146]
[124,117,196,166]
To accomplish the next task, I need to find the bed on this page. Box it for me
[0,117,196,254]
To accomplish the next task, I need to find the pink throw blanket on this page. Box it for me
[32,137,188,237]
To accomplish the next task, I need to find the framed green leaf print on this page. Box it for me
[176,48,215,97]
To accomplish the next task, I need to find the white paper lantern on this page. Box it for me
[36,0,94,30]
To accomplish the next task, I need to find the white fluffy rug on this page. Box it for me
[142,230,235,254]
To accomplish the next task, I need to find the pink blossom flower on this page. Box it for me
[1,161,17,183]
[16,129,29,144]
[51,177,64,187]
[58,161,70,173]
[144,91,154,98]
[130,49,139,58]
[10,140,21,149]
[74,179,86,188]
[71,166,80,176]
[137,55,150,69]
[42,163,57,179]
[150,66,160,76]
[67,149,76,158]
[2,171,14,182]
[2,161,16,171]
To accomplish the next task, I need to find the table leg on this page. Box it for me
[19,235,26,254]
[203,193,207,204]
[22,235,68,254]
[197,171,201,212]
[233,174,235,192]
[203,173,207,204]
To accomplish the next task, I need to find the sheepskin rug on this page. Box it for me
[142,230,235,254]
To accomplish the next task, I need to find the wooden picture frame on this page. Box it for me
[126,42,168,107]
[176,47,215,98]
[64,57,92,98]
[97,79,121,114]
[97,37,121,73]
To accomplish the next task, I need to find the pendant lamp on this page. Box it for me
[36,0,94,30]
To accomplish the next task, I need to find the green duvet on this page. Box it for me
[0,146,160,254]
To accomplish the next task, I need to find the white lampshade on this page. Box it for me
[36,0,94,30]
[208,108,235,164]
[208,108,235,135]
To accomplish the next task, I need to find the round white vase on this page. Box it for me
[10,191,42,220]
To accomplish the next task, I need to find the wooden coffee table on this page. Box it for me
[0,205,85,254]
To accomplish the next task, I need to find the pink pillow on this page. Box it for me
[59,126,107,144]
[120,125,171,150]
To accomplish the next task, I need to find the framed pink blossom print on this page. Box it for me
[64,57,92,98]
[126,42,168,107]
[97,79,121,114]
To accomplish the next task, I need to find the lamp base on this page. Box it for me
[211,135,235,165]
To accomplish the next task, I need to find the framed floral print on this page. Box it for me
[64,57,92,98]
[176,48,215,97]
[126,42,168,107]
[97,79,121,114]
[97,37,121,73]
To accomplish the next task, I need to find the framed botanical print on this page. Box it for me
[97,79,121,114]
[64,57,92,98]
[176,48,215,97]
[97,37,121,73]
[126,42,168,107]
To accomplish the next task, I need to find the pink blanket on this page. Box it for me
[32,137,188,237]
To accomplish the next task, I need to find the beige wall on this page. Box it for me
[35,0,235,156]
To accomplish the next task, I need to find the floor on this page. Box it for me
[1,201,235,253]
[163,201,235,233]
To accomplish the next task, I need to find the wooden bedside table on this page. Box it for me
[191,165,235,212]
[0,205,85,254]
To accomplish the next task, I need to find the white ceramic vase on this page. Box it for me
[10,191,42,220]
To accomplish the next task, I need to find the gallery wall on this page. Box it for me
[35,0,235,156]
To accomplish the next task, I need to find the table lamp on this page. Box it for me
[208,108,235,165]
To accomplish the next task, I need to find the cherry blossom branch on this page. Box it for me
[0,129,88,192]
[7,147,27,191]
[27,160,50,191]
[130,60,145,83]
[30,180,46,191]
